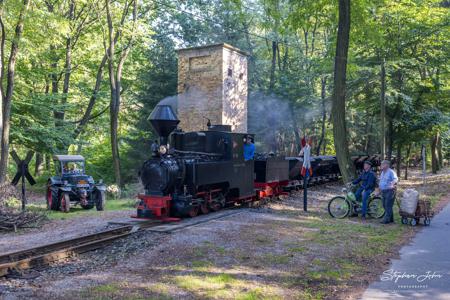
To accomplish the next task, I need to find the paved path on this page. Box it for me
[361,199,450,300]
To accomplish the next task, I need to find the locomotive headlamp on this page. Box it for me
[159,145,167,155]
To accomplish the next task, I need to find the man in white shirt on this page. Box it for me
[379,160,398,224]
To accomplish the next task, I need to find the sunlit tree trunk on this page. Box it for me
[396,142,402,179]
[380,58,386,159]
[437,134,443,170]
[0,0,4,157]
[35,153,43,176]
[404,143,412,180]
[45,154,51,171]
[331,0,354,183]
[431,131,439,174]
[269,41,277,92]
[387,119,393,160]
[0,0,30,183]
[317,77,327,155]
[73,55,107,139]
[105,0,138,187]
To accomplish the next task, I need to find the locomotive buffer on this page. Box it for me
[11,150,36,210]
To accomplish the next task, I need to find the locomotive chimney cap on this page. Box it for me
[148,105,180,138]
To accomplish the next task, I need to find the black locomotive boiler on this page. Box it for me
[136,105,254,220]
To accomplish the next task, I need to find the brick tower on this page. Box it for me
[177,43,248,133]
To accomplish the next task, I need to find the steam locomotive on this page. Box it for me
[136,104,380,220]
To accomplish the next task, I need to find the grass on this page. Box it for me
[23,198,137,220]
[173,273,284,299]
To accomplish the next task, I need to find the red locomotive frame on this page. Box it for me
[133,179,293,222]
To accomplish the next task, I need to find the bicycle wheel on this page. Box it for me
[328,196,350,219]
[368,196,385,219]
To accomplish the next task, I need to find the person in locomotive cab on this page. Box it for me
[352,161,376,220]
[243,135,255,161]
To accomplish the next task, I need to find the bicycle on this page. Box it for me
[328,183,385,219]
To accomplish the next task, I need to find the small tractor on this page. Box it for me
[47,155,106,212]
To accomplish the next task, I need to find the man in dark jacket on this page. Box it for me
[352,161,376,220]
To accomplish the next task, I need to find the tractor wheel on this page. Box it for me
[95,190,106,211]
[46,185,60,211]
[60,193,71,213]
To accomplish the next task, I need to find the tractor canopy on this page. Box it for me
[53,155,86,177]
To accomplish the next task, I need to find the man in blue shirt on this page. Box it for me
[352,161,376,220]
[243,135,255,161]
[379,160,398,224]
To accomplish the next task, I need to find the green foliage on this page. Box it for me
[3,0,449,184]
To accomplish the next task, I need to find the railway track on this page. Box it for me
[0,180,337,278]
[0,222,157,278]
[0,209,243,278]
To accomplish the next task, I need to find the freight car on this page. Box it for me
[135,104,368,221]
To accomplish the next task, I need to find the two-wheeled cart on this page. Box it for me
[398,199,434,226]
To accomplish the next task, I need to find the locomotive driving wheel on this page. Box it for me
[209,202,222,212]
[208,193,225,212]
[187,206,199,217]
[200,203,209,214]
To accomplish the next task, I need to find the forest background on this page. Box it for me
[0,0,448,189]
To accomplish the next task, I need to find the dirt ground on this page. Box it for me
[0,168,449,300]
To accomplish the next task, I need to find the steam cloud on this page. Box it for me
[248,91,330,153]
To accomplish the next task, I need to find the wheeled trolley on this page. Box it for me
[399,199,434,226]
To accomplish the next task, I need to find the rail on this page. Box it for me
[0,222,156,277]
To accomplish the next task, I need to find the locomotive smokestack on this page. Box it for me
[148,105,180,145]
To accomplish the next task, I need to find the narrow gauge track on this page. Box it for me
[0,178,337,278]
[0,222,157,277]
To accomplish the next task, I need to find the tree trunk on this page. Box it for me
[105,0,121,187]
[380,58,386,159]
[437,132,443,170]
[363,117,373,154]
[404,143,411,180]
[45,154,51,171]
[331,0,354,183]
[269,41,277,92]
[60,0,75,123]
[290,109,301,155]
[0,0,4,156]
[387,119,393,160]
[317,77,327,155]
[396,142,402,179]
[0,0,30,183]
[35,153,43,176]
[105,0,137,186]
[73,55,107,139]
[431,132,439,174]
